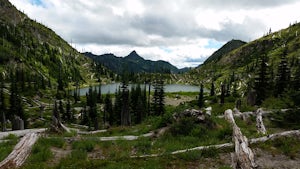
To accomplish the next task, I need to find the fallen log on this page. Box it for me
[131,129,300,158]
[0,133,40,169]
[224,109,257,169]
[0,128,46,140]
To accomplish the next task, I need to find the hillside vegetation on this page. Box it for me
[188,22,300,89]
[0,0,111,89]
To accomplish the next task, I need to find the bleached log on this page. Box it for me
[224,109,257,169]
[0,133,40,169]
[131,129,300,159]
[255,108,266,135]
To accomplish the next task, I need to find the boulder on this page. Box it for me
[173,109,205,122]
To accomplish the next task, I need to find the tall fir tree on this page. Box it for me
[210,80,215,96]
[0,75,6,131]
[152,76,165,116]
[198,83,204,108]
[275,47,290,97]
[254,52,270,105]
[104,94,113,126]
[220,83,225,104]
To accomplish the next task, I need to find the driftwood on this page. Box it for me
[0,133,39,169]
[255,108,266,135]
[224,109,257,169]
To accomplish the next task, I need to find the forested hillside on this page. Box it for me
[0,0,99,90]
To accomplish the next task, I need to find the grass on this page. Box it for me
[22,137,66,168]
[0,134,18,161]
[254,136,300,159]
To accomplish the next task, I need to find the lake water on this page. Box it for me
[77,83,200,96]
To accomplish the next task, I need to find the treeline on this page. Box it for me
[76,76,165,130]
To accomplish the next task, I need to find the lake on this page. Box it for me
[77,83,200,96]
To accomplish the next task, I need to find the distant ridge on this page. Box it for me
[85,51,189,74]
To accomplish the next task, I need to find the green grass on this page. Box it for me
[0,134,18,161]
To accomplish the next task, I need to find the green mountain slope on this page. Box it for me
[85,51,186,74]
[0,0,95,88]
[188,23,300,89]
[203,39,246,64]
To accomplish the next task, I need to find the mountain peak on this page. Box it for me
[125,50,144,61]
[203,39,246,64]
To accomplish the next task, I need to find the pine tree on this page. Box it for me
[293,60,300,91]
[210,80,215,96]
[152,76,165,116]
[66,99,71,122]
[53,100,59,120]
[0,75,7,131]
[113,88,122,125]
[59,100,66,121]
[275,47,290,97]
[120,83,130,126]
[104,94,113,126]
[198,83,204,108]
[254,53,270,105]
[220,83,225,104]
[87,86,99,130]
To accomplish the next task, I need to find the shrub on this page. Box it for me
[72,140,96,152]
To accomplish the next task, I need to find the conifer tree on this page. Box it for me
[152,76,165,116]
[104,94,113,126]
[53,100,59,120]
[0,75,6,131]
[113,88,122,125]
[220,83,225,104]
[210,80,215,96]
[275,47,290,97]
[254,53,270,105]
[87,86,99,130]
[198,83,204,108]
[59,100,66,121]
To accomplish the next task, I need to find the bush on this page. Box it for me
[169,117,197,136]
[72,140,96,152]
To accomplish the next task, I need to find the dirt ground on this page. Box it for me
[164,95,195,106]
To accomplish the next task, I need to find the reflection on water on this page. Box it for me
[77,83,200,96]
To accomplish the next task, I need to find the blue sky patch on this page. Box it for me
[205,40,224,49]
[29,0,44,6]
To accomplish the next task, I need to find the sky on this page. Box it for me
[9,0,300,68]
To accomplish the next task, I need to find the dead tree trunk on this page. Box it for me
[255,108,266,135]
[0,133,39,169]
[224,109,257,169]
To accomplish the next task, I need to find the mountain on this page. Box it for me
[0,0,96,88]
[85,51,187,74]
[187,22,300,88]
[203,39,246,64]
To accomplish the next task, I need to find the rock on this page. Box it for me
[173,109,205,122]
[205,107,212,116]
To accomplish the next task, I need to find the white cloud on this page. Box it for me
[8,0,300,68]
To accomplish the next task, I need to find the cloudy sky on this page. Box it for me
[9,0,300,68]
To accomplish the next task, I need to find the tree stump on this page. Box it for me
[12,115,24,131]
[224,109,257,169]
[255,108,266,135]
